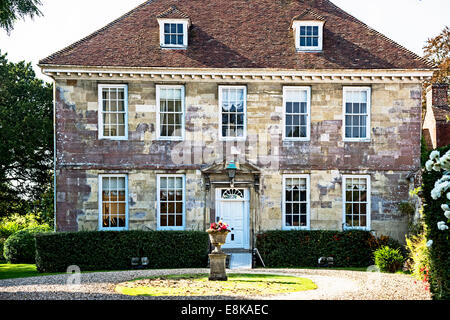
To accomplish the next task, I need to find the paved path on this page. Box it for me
[0,268,431,300]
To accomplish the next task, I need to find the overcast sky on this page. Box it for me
[0,0,449,82]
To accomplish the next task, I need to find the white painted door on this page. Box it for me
[215,188,250,249]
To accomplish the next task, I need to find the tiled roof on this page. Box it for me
[292,8,325,22]
[156,5,190,19]
[39,0,431,69]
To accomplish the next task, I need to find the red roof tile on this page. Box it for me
[39,0,431,70]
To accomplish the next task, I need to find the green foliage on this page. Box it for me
[255,230,402,268]
[374,246,405,273]
[422,144,450,300]
[35,231,210,273]
[0,0,43,33]
[0,51,53,218]
[0,213,51,261]
[398,202,415,218]
[406,233,431,281]
[3,225,52,263]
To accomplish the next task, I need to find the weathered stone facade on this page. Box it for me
[54,77,422,243]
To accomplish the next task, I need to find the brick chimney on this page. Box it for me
[429,83,449,107]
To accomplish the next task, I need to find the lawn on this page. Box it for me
[0,264,42,280]
[115,273,318,297]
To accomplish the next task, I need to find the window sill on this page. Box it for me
[99,227,128,231]
[157,227,186,231]
[343,226,370,232]
[99,136,129,141]
[343,139,371,143]
[296,48,322,53]
[160,46,187,50]
[282,226,310,231]
[283,138,310,143]
[219,136,247,142]
[157,137,184,142]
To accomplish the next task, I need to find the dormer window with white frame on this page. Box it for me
[158,19,189,49]
[292,21,324,52]
[156,6,190,49]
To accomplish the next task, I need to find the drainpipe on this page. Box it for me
[52,82,57,232]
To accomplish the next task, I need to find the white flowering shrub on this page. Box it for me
[425,150,450,231]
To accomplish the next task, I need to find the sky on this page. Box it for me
[0,0,449,82]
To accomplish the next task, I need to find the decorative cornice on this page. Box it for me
[39,65,435,83]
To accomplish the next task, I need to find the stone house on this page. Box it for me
[423,84,450,149]
[39,0,433,257]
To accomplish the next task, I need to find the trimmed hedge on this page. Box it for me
[3,225,52,263]
[256,230,401,268]
[35,231,209,273]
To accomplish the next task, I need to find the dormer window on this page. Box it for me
[157,6,190,49]
[292,9,325,52]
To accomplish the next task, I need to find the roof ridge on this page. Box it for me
[323,0,433,68]
[39,0,154,65]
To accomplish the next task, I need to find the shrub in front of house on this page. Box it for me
[3,225,52,264]
[374,246,405,273]
[35,231,209,273]
[255,230,401,268]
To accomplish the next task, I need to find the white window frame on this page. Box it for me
[292,21,324,52]
[156,85,185,141]
[98,174,129,231]
[98,84,128,140]
[218,85,248,142]
[282,174,311,230]
[282,86,311,141]
[157,174,186,231]
[342,86,372,142]
[157,19,189,49]
[342,175,371,231]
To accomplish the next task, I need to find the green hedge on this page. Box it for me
[35,231,209,273]
[422,145,450,300]
[256,230,400,268]
[3,225,52,263]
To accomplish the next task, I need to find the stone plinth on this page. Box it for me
[208,253,228,281]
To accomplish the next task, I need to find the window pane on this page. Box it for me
[300,37,306,46]
[286,102,292,113]
[177,24,183,33]
[312,37,318,47]
[300,26,306,35]
[312,26,319,36]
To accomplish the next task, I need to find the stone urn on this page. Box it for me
[207,229,230,281]
[207,230,230,254]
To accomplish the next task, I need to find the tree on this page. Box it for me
[0,51,53,219]
[0,0,43,33]
[423,26,450,84]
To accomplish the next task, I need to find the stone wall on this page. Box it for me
[54,78,422,242]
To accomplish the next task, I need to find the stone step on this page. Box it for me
[228,253,253,269]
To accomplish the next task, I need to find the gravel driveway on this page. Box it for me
[0,268,431,300]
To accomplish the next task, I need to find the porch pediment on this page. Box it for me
[201,160,261,175]
[201,160,261,191]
